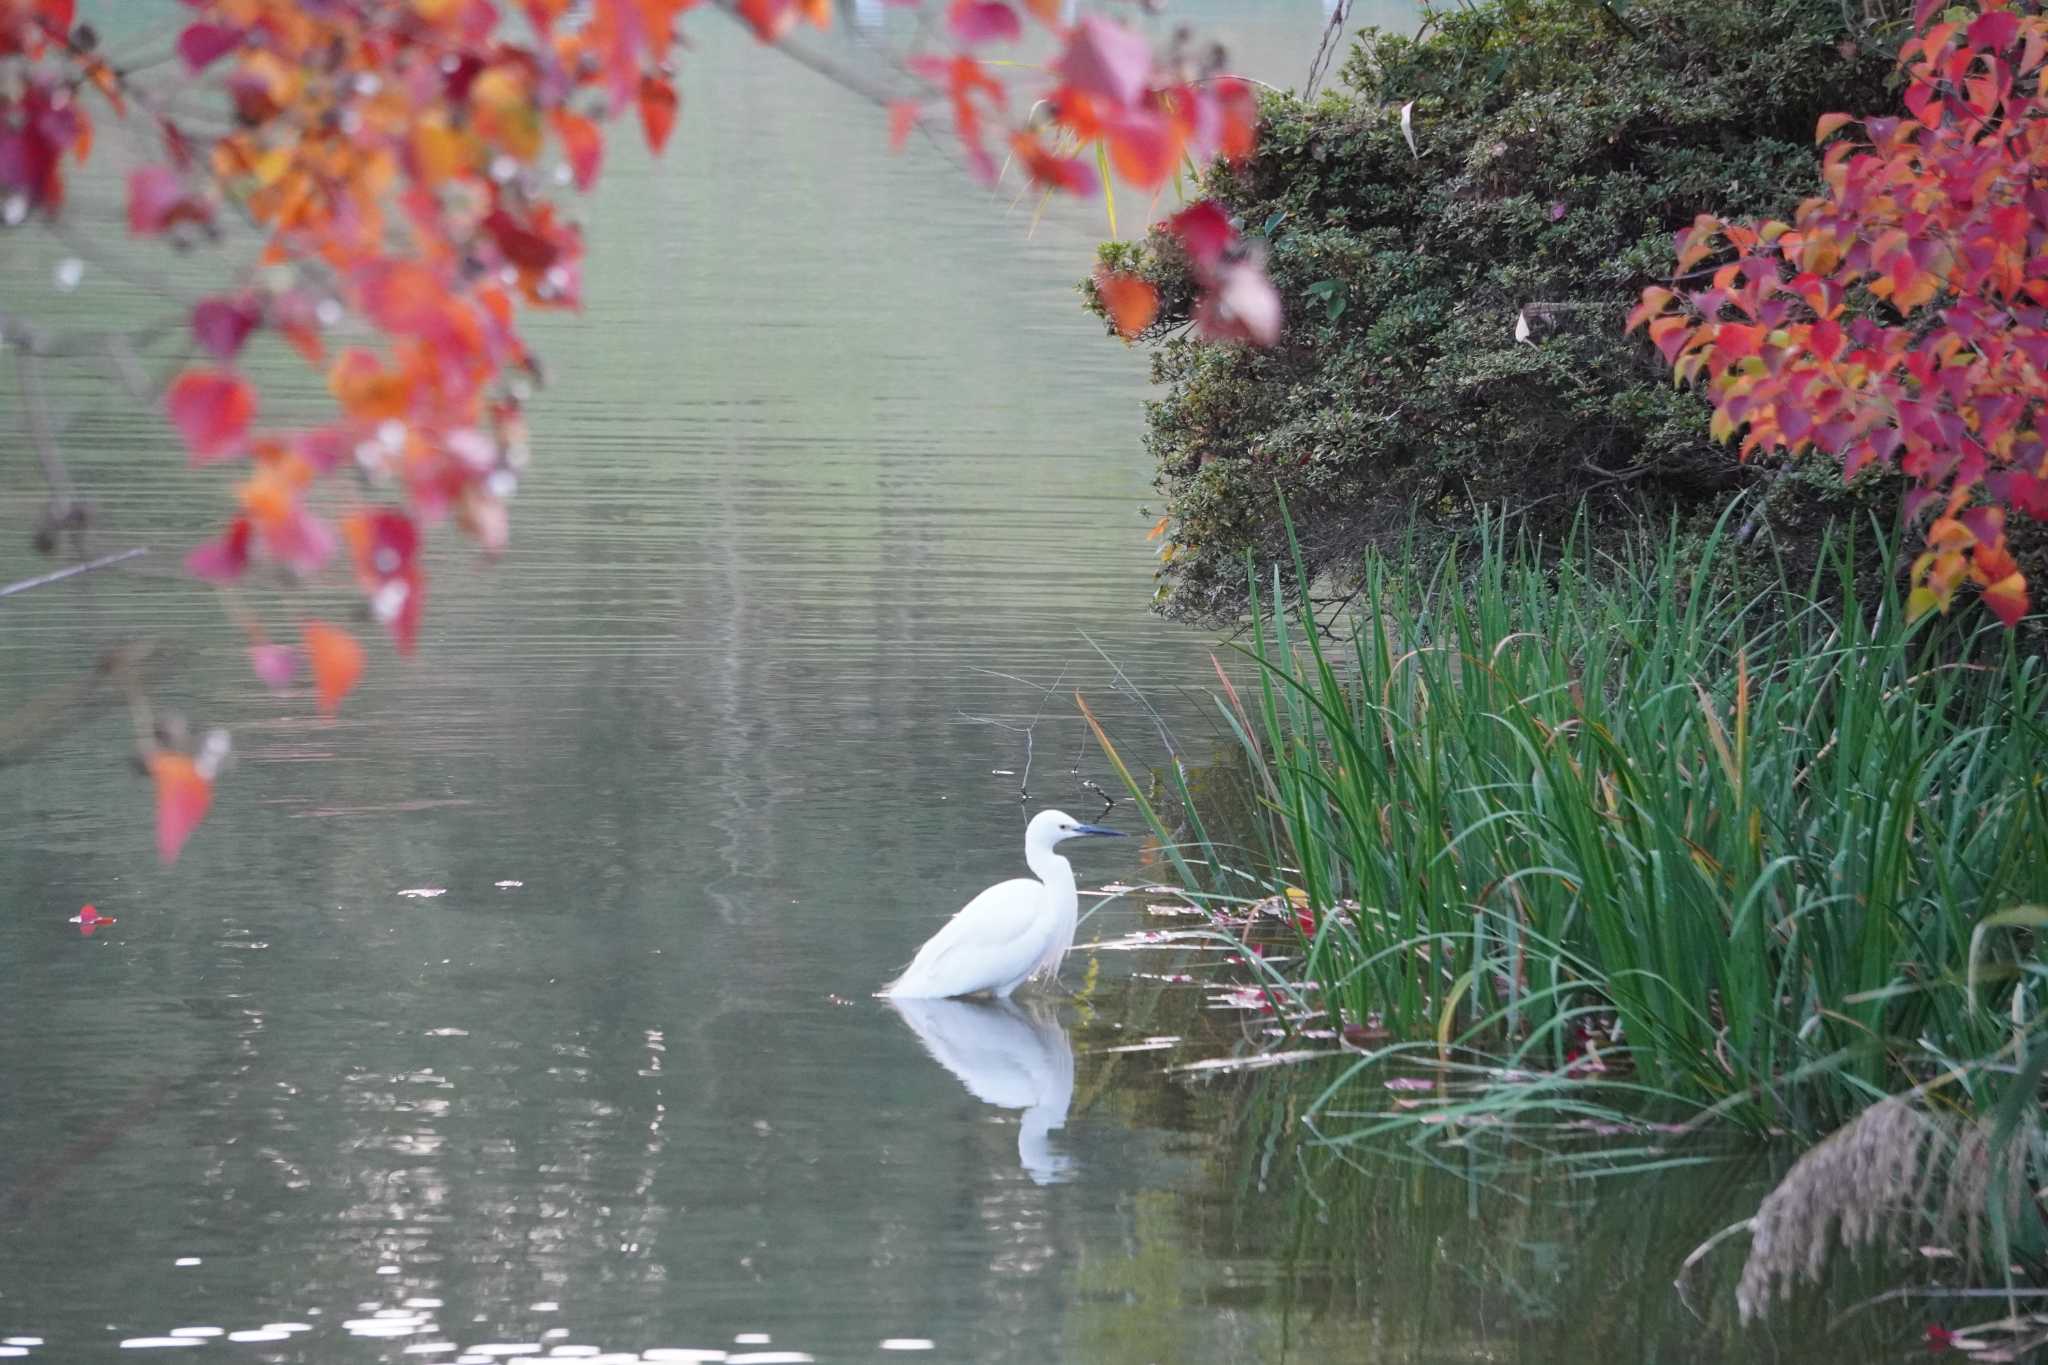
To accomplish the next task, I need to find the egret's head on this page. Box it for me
[1029,809,1125,849]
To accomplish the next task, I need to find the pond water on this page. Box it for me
[2,4,1914,1361]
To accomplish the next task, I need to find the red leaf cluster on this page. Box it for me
[4,0,1272,863]
[1631,0,2048,626]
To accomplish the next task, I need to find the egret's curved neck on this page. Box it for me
[1026,841,1075,898]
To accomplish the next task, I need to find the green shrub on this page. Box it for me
[1092,0,1901,620]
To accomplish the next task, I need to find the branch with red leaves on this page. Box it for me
[0,0,1276,862]
[1628,0,2048,628]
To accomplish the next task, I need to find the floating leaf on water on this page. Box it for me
[70,904,116,936]
[1171,1050,1328,1074]
[1097,1038,1179,1054]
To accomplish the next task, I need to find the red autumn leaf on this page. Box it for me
[638,74,679,154]
[71,904,115,935]
[165,368,255,462]
[550,108,602,191]
[191,295,260,362]
[1166,200,1236,268]
[342,507,420,585]
[1094,268,1157,339]
[482,208,560,271]
[302,621,364,715]
[1967,9,2018,51]
[737,0,797,42]
[175,21,240,73]
[948,0,1020,45]
[127,164,208,235]
[147,751,214,865]
[1012,132,1096,194]
[1056,16,1154,111]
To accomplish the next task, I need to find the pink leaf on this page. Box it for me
[948,0,1020,44]
[128,165,207,235]
[184,518,252,583]
[258,506,336,576]
[249,643,297,691]
[1194,254,1283,347]
[176,22,241,73]
[1055,16,1153,111]
[191,295,260,362]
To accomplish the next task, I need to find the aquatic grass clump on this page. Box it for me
[1088,515,2048,1337]
[1206,515,2048,1138]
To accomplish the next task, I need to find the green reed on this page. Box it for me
[1194,514,2048,1135]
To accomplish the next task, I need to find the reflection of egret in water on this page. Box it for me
[889,997,1076,1185]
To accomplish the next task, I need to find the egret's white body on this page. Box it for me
[888,995,1075,1183]
[883,810,1123,999]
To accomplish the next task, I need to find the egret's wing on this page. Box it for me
[885,878,1052,998]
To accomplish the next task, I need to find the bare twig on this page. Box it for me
[0,547,151,600]
[1303,0,1352,101]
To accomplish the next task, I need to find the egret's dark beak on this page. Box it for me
[1071,823,1126,838]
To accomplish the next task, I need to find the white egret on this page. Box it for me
[883,809,1124,999]
[888,996,1075,1183]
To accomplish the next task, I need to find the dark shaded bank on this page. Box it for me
[1090,0,1902,620]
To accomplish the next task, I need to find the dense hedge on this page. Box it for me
[1092,0,1902,620]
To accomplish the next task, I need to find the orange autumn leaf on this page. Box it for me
[303,621,364,714]
[1095,268,1157,339]
[328,348,413,422]
[1983,570,2030,628]
[550,108,602,191]
[147,751,214,864]
[410,113,470,185]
